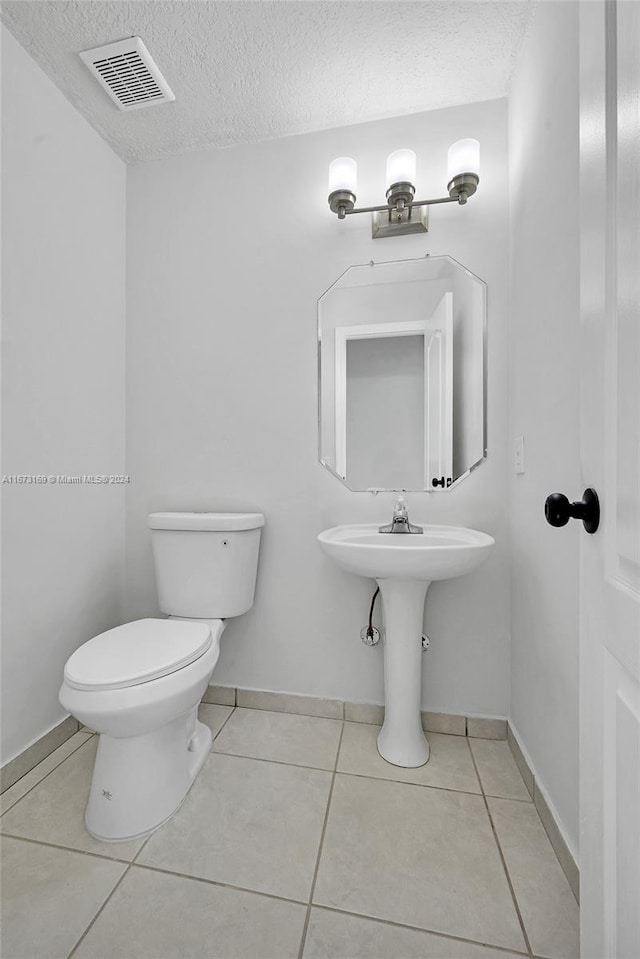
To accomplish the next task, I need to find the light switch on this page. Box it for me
[514,436,525,474]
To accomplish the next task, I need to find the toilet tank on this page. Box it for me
[148,512,264,618]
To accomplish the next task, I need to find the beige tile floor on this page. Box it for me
[1,705,579,959]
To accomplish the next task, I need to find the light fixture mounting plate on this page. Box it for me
[371,205,428,239]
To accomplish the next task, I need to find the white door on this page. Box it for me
[579,2,640,956]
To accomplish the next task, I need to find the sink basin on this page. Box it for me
[317,524,495,581]
[318,522,495,769]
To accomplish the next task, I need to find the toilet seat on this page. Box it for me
[64,618,212,692]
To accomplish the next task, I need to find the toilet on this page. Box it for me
[59,511,264,842]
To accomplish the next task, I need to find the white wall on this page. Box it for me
[126,98,512,717]
[0,26,126,764]
[508,2,581,853]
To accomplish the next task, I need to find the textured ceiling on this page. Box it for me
[1,1,533,164]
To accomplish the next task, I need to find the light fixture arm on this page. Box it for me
[343,194,462,217]
[329,173,479,223]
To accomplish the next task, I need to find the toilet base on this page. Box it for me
[85,709,212,842]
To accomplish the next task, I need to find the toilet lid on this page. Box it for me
[64,618,213,691]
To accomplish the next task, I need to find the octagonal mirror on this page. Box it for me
[318,255,487,492]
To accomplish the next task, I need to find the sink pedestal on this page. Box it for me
[318,523,495,769]
[376,578,431,768]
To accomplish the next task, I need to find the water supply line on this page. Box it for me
[367,587,380,638]
[361,585,430,650]
[361,587,381,646]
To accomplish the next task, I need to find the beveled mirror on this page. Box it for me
[318,255,487,492]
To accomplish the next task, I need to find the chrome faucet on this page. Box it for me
[379,497,424,534]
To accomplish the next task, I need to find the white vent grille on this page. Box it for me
[79,37,175,112]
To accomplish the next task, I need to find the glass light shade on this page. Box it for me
[328,157,357,195]
[447,139,480,181]
[386,149,417,188]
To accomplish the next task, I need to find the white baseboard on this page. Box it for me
[507,720,579,903]
[204,685,508,739]
[1,716,80,793]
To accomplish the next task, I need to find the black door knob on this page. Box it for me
[544,488,600,534]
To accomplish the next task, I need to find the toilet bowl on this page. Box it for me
[60,617,224,841]
[59,511,264,842]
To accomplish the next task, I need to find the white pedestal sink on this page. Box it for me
[317,524,495,768]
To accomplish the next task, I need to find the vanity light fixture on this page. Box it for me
[327,139,480,239]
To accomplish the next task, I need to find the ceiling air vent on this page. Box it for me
[79,37,175,112]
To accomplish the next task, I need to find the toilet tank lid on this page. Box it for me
[148,512,265,531]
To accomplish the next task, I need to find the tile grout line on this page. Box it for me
[329,767,483,798]
[208,704,237,747]
[3,826,306,909]
[466,738,534,958]
[131,860,309,907]
[465,734,484,794]
[310,903,531,957]
[296,718,345,959]
[65,832,154,959]
[209,748,340,775]
[233,703,344,723]
[0,831,133,865]
[0,734,94,817]
[208,746,497,799]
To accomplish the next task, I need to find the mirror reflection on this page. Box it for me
[318,255,486,492]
